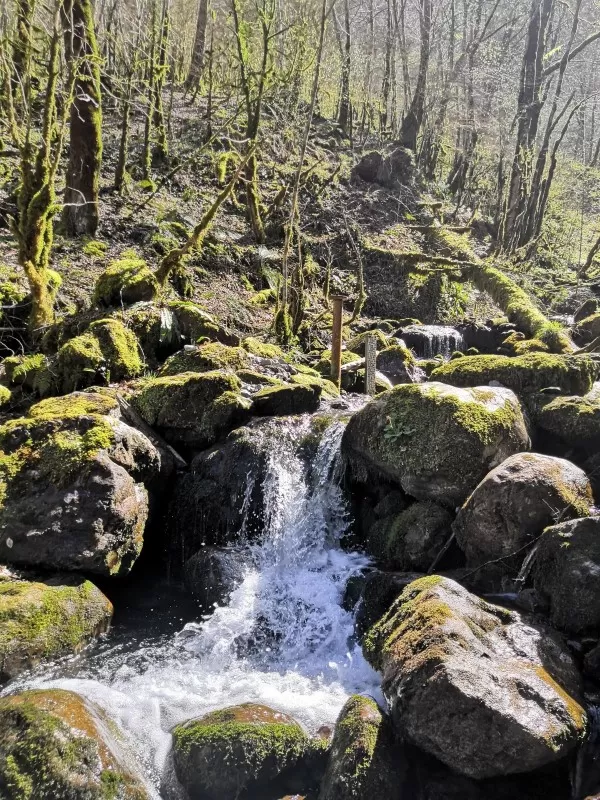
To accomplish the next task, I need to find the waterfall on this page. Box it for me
[6,418,379,795]
[401,324,465,359]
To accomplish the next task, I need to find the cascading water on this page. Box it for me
[401,324,464,359]
[6,418,379,796]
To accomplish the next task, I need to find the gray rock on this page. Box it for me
[368,501,452,571]
[453,453,594,587]
[532,516,600,634]
[363,576,586,779]
[184,546,249,609]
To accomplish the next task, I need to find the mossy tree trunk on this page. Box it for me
[61,0,103,237]
[152,0,170,166]
[399,0,431,151]
[185,0,209,93]
[11,0,36,104]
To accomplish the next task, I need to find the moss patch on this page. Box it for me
[159,343,249,377]
[93,256,159,307]
[431,353,596,396]
[242,337,286,360]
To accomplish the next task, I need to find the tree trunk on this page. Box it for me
[399,0,432,151]
[61,0,103,237]
[186,0,209,91]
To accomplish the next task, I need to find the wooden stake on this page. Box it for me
[330,295,346,389]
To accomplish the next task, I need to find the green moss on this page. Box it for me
[93,256,159,307]
[29,392,119,420]
[249,289,275,306]
[82,239,108,258]
[0,386,11,407]
[236,370,283,387]
[315,350,361,377]
[0,690,148,799]
[159,343,248,377]
[431,353,596,396]
[466,264,574,353]
[88,319,143,380]
[0,575,112,681]
[56,331,105,392]
[346,330,389,357]
[529,386,600,449]
[512,338,550,355]
[2,354,55,397]
[242,337,285,360]
[289,371,339,399]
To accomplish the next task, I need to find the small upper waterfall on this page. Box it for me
[6,417,379,795]
[401,324,464,359]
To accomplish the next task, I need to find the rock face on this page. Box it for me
[131,370,252,449]
[368,501,452,570]
[343,382,530,506]
[363,576,586,779]
[184,547,249,608]
[172,703,318,800]
[0,689,149,799]
[453,453,594,585]
[319,695,404,800]
[0,571,112,683]
[532,516,600,634]
[0,393,156,576]
[431,353,596,397]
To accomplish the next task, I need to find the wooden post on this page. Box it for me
[330,295,345,389]
[364,333,377,395]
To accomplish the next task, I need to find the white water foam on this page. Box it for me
[9,420,380,795]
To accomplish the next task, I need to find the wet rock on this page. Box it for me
[431,353,597,397]
[532,516,600,634]
[368,501,453,570]
[0,689,150,798]
[252,383,322,416]
[0,394,154,576]
[453,453,594,588]
[399,325,464,359]
[343,382,530,506]
[319,695,404,800]
[172,703,319,800]
[0,570,112,683]
[354,570,423,638]
[184,547,249,609]
[131,370,252,449]
[363,576,586,779]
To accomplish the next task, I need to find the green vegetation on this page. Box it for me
[158,343,248,376]
[93,256,160,307]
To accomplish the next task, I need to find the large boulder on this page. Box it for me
[171,703,320,800]
[158,343,249,377]
[131,371,251,449]
[0,393,156,576]
[0,570,112,683]
[431,353,596,396]
[343,382,530,506]
[532,516,600,634]
[320,695,404,800]
[93,255,159,307]
[252,382,322,415]
[0,689,149,799]
[528,382,600,452]
[363,576,586,779]
[453,453,594,586]
[367,501,452,570]
[183,547,249,609]
[353,147,415,188]
[376,345,424,385]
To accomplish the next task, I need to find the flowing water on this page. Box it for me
[401,324,464,359]
[7,419,379,796]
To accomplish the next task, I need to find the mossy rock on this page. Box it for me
[343,382,530,506]
[159,343,249,377]
[367,501,453,570]
[169,301,239,346]
[431,353,596,397]
[131,371,251,448]
[289,371,339,399]
[512,339,550,355]
[362,575,586,779]
[0,394,152,576]
[253,383,322,416]
[315,350,361,378]
[0,386,11,408]
[376,344,421,385]
[0,572,112,683]
[573,299,599,323]
[573,312,600,344]
[320,695,404,800]
[346,330,389,357]
[172,703,313,800]
[0,689,149,799]
[56,320,143,393]
[93,256,159,307]
[242,337,286,360]
[528,383,600,452]
[3,354,54,396]
[236,370,284,388]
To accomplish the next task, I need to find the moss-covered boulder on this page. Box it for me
[367,501,452,570]
[431,353,596,397]
[57,319,143,393]
[158,343,249,377]
[573,312,600,344]
[93,255,159,307]
[346,330,389,357]
[0,393,156,576]
[242,336,286,360]
[343,382,530,506]
[253,383,322,416]
[0,571,112,683]
[532,516,600,634]
[376,344,424,385]
[453,453,593,588]
[528,383,600,452]
[0,386,11,408]
[3,353,52,394]
[0,689,149,798]
[319,695,404,800]
[172,703,316,800]
[131,371,251,448]
[363,576,586,779]
[315,350,361,378]
[170,301,240,346]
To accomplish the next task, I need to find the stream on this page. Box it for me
[5,420,380,795]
